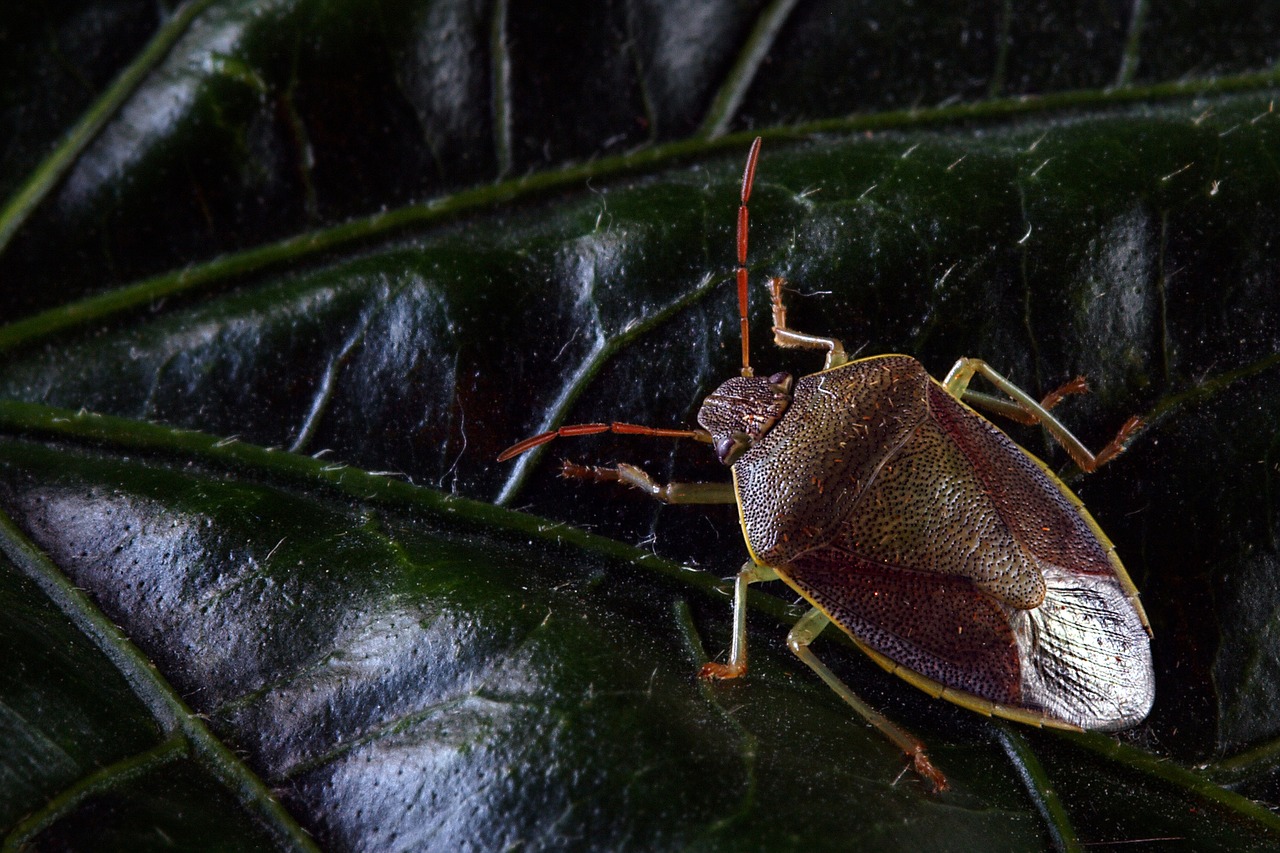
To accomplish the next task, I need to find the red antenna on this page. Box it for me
[497,422,710,462]
[738,136,762,378]
[496,139,764,463]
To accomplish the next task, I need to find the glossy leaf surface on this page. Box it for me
[4,1,1280,850]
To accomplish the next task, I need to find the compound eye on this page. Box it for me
[767,372,793,393]
[714,436,736,464]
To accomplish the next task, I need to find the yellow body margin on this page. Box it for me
[730,465,765,567]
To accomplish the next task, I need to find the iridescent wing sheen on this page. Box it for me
[778,550,1153,729]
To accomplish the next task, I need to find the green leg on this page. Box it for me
[699,562,778,679]
[561,461,737,504]
[953,375,1086,425]
[767,277,848,369]
[786,608,948,791]
[943,357,1141,473]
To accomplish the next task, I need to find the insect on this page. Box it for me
[499,138,1155,790]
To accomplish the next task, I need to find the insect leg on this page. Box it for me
[699,561,779,679]
[786,608,948,791]
[561,461,737,504]
[957,375,1088,425]
[943,357,1142,473]
[767,277,849,369]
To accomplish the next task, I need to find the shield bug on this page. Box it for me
[499,138,1154,790]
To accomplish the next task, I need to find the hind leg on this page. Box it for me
[944,358,1141,472]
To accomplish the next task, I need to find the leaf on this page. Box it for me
[4,1,1280,849]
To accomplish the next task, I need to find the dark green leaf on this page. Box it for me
[5,1,1280,850]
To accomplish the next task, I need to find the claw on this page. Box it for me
[698,661,746,680]
[912,750,949,793]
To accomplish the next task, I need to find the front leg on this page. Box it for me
[767,277,849,370]
[561,461,737,504]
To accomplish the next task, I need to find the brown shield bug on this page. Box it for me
[499,138,1154,790]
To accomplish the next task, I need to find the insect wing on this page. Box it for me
[780,549,1152,729]
[781,551,1025,709]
